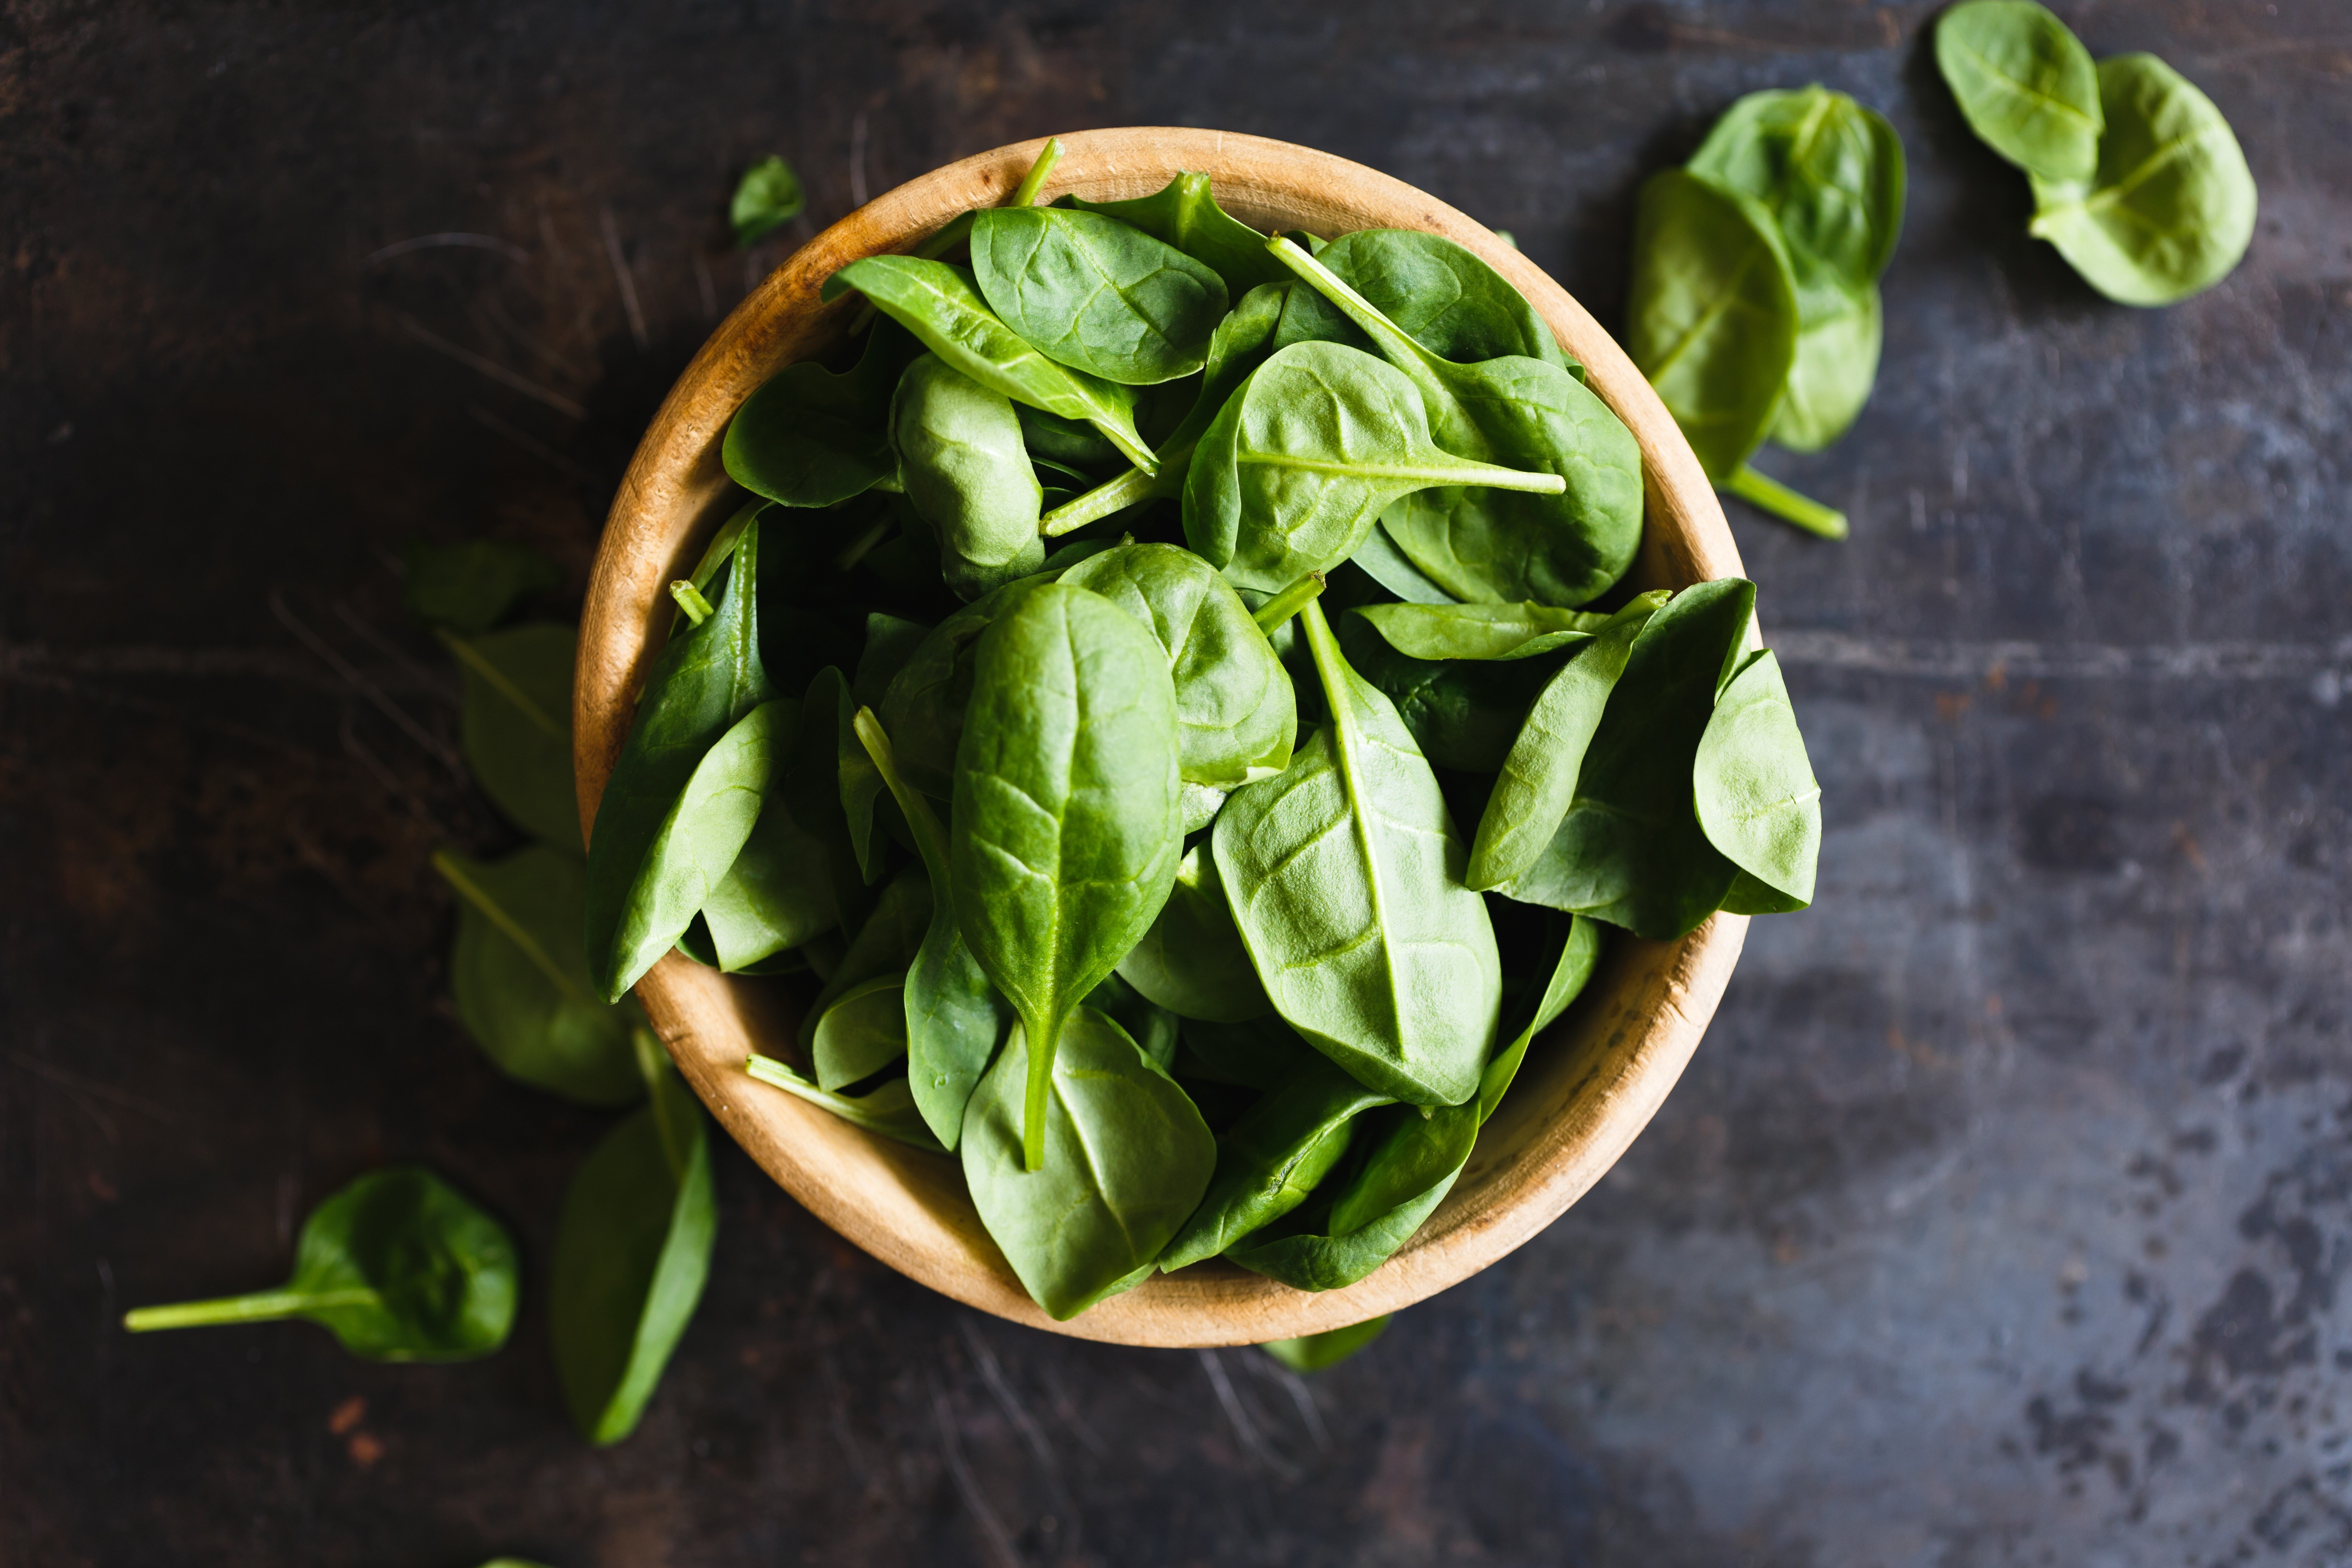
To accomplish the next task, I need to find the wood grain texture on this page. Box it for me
[575,127,1748,1347]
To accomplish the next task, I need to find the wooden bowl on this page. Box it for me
[575,129,1747,1348]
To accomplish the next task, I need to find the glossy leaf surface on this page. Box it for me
[1694,649,1822,908]
[1159,1055,1391,1270]
[890,353,1045,597]
[811,973,910,1091]
[1061,172,1292,299]
[1353,600,1606,663]
[972,205,1230,386]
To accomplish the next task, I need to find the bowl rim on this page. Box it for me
[575,127,1748,1348]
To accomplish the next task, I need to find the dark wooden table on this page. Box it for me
[6,3,2347,1563]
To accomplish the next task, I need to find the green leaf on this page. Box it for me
[971,206,1231,386]
[798,862,932,1049]
[731,154,806,246]
[852,613,933,711]
[1624,170,1799,485]
[1311,228,1574,370]
[725,317,924,508]
[700,788,838,973]
[401,539,560,632]
[1693,649,1822,908]
[1176,1012,1321,1090]
[1771,282,1882,453]
[1159,1055,1392,1271]
[440,622,580,851]
[1349,520,1454,605]
[960,1010,1215,1319]
[744,1053,948,1153]
[1261,1315,1390,1371]
[2025,54,2256,307]
[1331,609,1561,773]
[1060,541,1297,788]
[890,353,1047,598]
[1224,1106,1471,1291]
[1213,602,1501,1106]
[1016,403,1124,468]
[1083,970,1182,1074]
[812,973,911,1091]
[550,1071,716,1444]
[123,1168,518,1360]
[1499,579,1755,939]
[1466,592,1667,891]
[950,583,1184,1168]
[1114,842,1272,1023]
[826,256,1157,472]
[436,846,647,1106]
[1182,341,1568,595]
[1352,600,1607,663]
[585,520,775,999]
[879,576,1055,799]
[1935,0,2102,181]
[1060,171,1294,299]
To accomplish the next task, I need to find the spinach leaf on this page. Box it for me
[440,623,579,849]
[1083,970,1182,1075]
[960,1010,1215,1319]
[889,353,1046,598]
[1312,228,1574,370]
[435,846,647,1106]
[1478,911,1603,1123]
[1223,1105,1472,1291]
[799,862,931,1049]
[1060,541,1297,787]
[1466,592,1666,891]
[1159,1055,1392,1271]
[1499,578,1755,938]
[812,973,911,1090]
[1772,283,1882,454]
[852,708,1012,1149]
[852,612,931,711]
[585,520,774,1000]
[1353,601,1607,663]
[1182,341,1568,595]
[1017,403,1123,469]
[745,1053,948,1153]
[589,697,787,1002]
[725,317,924,508]
[1934,0,2103,181]
[2026,54,2256,307]
[1693,649,1821,910]
[880,575,1059,799]
[698,785,839,973]
[1114,841,1272,1023]
[730,154,805,245]
[550,1062,716,1445]
[402,539,559,632]
[950,583,1184,1169]
[778,667,880,932]
[1060,172,1294,299]
[1331,609,1559,773]
[1180,782,1230,835]
[122,1168,518,1360]
[1177,1012,1320,1090]
[1214,602,1501,1106]
[1349,521,1454,605]
[824,256,1156,472]
[1261,1315,1390,1371]
[971,206,1231,386]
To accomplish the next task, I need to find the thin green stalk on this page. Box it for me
[1726,464,1848,540]
[1251,572,1327,634]
[124,1287,378,1331]
[851,708,951,874]
[670,580,715,625]
[1040,463,1164,536]
[913,211,976,261]
[832,511,894,572]
[1008,138,1065,208]
[434,627,564,737]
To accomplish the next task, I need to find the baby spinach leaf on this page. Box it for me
[1214,602,1501,1106]
[1261,1314,1390,1371]
[1693,649,1821,909]
[812,973,911,1090]
[950,583,1184,1168]
[1060,172,1293,299]
[852,612,931,711]
[1177,1012,1320,1091]
[890,353,1046,598]
[1353,601,1607,663]
[730,154,805,245]
[1349,520,1454,605]
[800,862,932,1048]
[960,1010,1215,1319]
[1060,541,1297,787]
[852,708,1012,1150]
[1466,592,1666,891]
[1477,911,1603,1123]
[1499,578,1755,939]
[585,521,774,999]
[825,256,1156,472]
[402,539,559,632]
[2025,54,2256,307]
[550,1063,716,1445]
[1017,403,1124,469]
[440,622,579,851]
[435,846,647,1106]
[1114,841,1272,1022]
[880,575,1060,798]
[1312,228,1574,370]
[1182,341,1568,595]
[1771,282,1882,454]
[1180,782,1230,835]
[745,1053,948,1153]
[971,206,1231,386]
[1271,238,1641,608]
[725,317,924,508]
[1223,1105,1471,1291]
[1935,0,2103,181]
[1083,971,1181,1075]
[123,1168,519,1360]
[1159,1055,1392,1271]
[1332,610,1560,773]
[700,786,838,973]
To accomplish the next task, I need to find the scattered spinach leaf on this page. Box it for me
[731,155,805,246]
[1935,0,2103,180]
[440,622,580,851]
[1261,1315,1390,1371]
[403,539,560,633]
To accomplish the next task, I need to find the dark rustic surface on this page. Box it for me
[4,3,2348,1564]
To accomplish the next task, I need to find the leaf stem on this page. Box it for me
[1021,1021,1052,1173]
[850,708,952,880]
[124,1287,378,1331]
[433,627,564,737]
[1009,138,1066,208]
[669,580,715,624]
[1252,572,1327,634]
[430,850,591,1006]
[1039,462,1165,537]
[1726,464,1848,540]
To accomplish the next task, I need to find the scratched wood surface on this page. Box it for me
[3,4,2347,1564]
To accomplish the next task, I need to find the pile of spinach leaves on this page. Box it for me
[589,140,1822,1351]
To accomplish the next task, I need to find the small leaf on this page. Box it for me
[731,154,806,246]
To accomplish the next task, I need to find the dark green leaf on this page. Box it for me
[1261,1315,1390,1371]
[700,788,838,972]
[799,862,932,1049]
[725,318,923,508]
[891,353,1047,598]
[1693,649,1821,908]
[1353,601,1607,663]
[1060,172,1293,299]
[1177,1012,1321,1090]
[852,613,931,717]
[402,539,560,632]
[730,154,806,246]
[1935,0,2103,181]
[812,973,911,1090]
[1224,1105,1471,1291]
[1159,1055,1392,1271]
[971,206,1231,386]
[1115,842,1272,1022]
[1017,403,1124,468]
[440,622,579,850]
[1349,520,1454,604]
